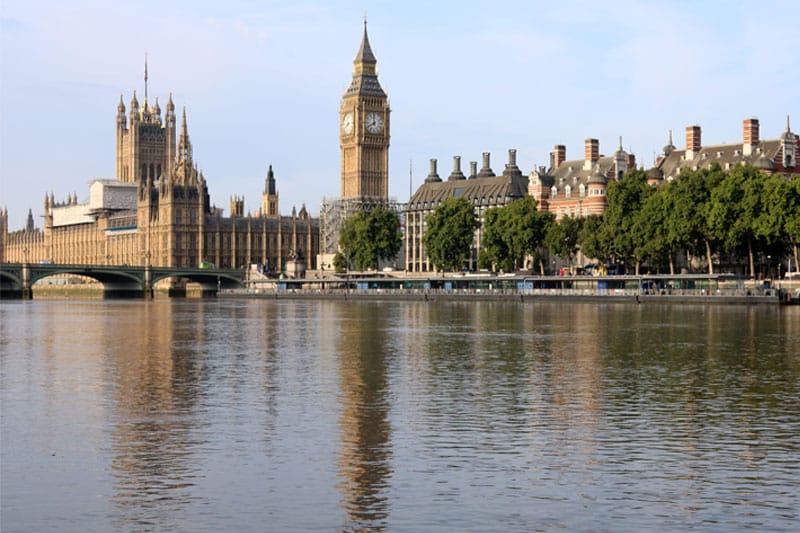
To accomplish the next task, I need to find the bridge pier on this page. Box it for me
[21,263,32,299]
[144,265,153,299]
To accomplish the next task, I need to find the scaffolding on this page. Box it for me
[319,195,405,260]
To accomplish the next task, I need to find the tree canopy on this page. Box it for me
[423,196,479,271]
[339,205,402,271]
[480,196,552,272]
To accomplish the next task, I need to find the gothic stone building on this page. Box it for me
[319,21,401,265]
[1,87,318,273]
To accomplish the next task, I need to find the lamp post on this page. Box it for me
[767,255,772,284]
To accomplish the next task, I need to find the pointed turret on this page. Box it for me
[266,164,276,195]
[129,90,140,124]
[25,208,34,232]
[262,164,279,217]
[354,19,377,68]
[177,107,192,163]
[781,115,797,169]
[346,19,385,96]
[662,130,675,157]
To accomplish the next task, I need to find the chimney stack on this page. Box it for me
[448,156,466,181]
[469,161,478,179]
[584,138,599,170]
[478,152,495,178]
[743,118,759,156]
[503,149,521,177]
[686,125,701,160]
[425,158,441,183]
[554,144,566,169]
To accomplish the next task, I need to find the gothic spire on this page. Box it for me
[177,107,192,163]
[347,19,384,96]
[266,164,276,195]
[354,18,376,65]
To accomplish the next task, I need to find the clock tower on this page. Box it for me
[340,21,390,200]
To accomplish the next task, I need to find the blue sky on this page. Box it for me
[1,0,797,229]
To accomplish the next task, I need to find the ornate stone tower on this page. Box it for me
[340,20,390,200]
[116,58,176,184]
[262,164,279,217]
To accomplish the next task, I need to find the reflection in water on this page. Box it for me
[103,301,205,530]
[336,303,392,531]
[1,300,798,531]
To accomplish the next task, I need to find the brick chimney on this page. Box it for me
[686,125,701,160]
[584,138,599,170]
[554,144,566,169]
[743,118,759,156]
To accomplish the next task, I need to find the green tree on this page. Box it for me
[479,206,513,272]
[667,164,725,274]
[480,196,551,272]
[332,252,347,273]
[544,215,581,273]
[506,196,552,270]
[601,169,654,274]
[786,176,800,272]
[757,173,800,275]
[339,205,402,271]
[634,185,676,273]
[423,196,479,271]
[708,164,767,277]
[577,214,609,265]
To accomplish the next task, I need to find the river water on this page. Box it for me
[1,299,798,531]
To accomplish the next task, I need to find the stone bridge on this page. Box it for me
[0,263,245,299]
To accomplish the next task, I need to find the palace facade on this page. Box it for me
[1,78,318,274]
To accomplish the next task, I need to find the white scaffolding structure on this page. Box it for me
[318,196,405,268]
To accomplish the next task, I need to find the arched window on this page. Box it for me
[564,185,571,197]
[551,186,558,198]
[579,184,586,197]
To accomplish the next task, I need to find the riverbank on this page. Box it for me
[220,288,790,305]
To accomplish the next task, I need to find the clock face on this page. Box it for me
[342,112,354,135]
[365,112,384,134]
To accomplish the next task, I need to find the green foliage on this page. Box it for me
[666,164,725,272]
[544,215,581,272]
[332,252,347,273]
[423,196,479,271]
[339,205,402,271]
[633,185,676,271]
[577,214,608,263]
[600,168,654,272]
[479,196,552,272]
[708,164,767,276]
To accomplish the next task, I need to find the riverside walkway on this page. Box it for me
[222,273,795,305]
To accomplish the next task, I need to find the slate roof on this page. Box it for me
[656,140,783,179]
[535,156,620,194]
[408,164,528,210]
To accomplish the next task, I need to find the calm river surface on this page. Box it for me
[1,299,799,531]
